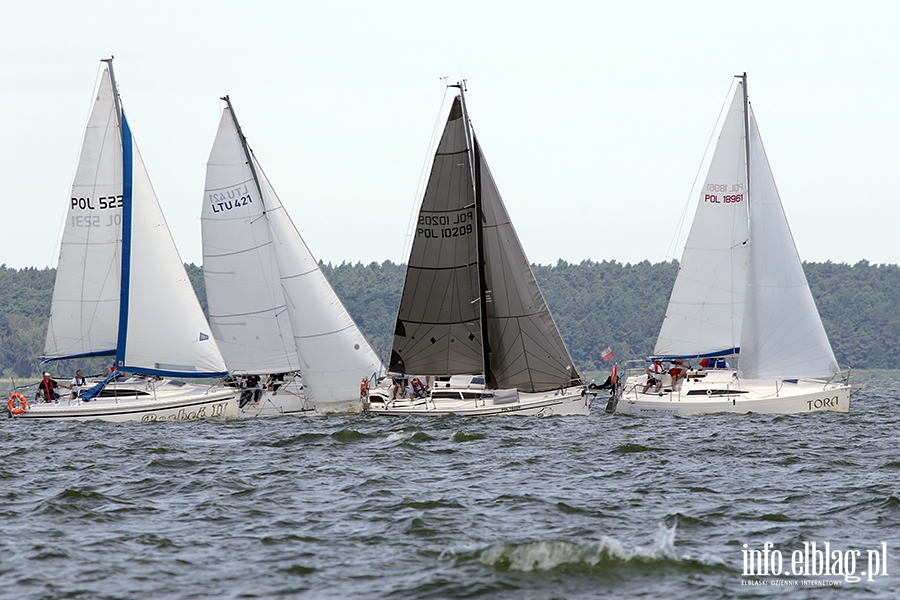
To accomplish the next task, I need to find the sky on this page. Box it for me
[2,1,899,270]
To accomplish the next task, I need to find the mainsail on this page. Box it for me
[391,90,577,392]
[44,59,228,377]
[653,85,749,359]
[202,108,300,375]
[43,68,122,361]
[202,99,384,406]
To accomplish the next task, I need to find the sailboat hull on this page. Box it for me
[8,378,238,422]
[238,380,314,418]
[365,387,590,417]
[614,370,850,416]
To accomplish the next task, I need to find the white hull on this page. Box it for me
[237,380,382,417]
[8,377,238,422]
[613,369,850,416]
[237,381,312,418]
[365,386,590,417]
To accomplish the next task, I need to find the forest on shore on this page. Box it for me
[2,259,898,378]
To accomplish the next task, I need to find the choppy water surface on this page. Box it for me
[1,380,898,599]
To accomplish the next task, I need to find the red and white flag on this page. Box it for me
[601,346,614,362]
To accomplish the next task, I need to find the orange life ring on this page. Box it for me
[360,377,368,397]
[8,392,27,415]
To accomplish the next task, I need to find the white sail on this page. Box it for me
[653,86,750,358]
[201,109,300,374]
[45,61,226,377]
[202,102,384,408]
[44,69,123,361]
[654,76,839,381]
[119,118,227,375]
[738,107,840,380]
[261,163,384,406]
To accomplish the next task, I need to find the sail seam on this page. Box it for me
[203,241,274,258]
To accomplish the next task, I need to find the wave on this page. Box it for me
[443,524,730,575]
[610,443,666,453]
[452,431,486,442]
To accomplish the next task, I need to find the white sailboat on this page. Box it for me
[201,96,385,416]
[612,74,850,416]
[11,58,239,422]
[365,82,589,416]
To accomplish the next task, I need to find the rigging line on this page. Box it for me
[664,78,742,262]
[399,86,451,265]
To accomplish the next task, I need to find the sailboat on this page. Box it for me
[201,96,386,416]
[11,58,239,422]
[365,82,589,416]
[612,74,851,416]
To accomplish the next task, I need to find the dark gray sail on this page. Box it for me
[391,98,483,377]
[391,93,578,392]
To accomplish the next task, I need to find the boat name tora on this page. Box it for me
[807,396,840,411]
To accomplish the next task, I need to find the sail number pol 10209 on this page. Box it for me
[417,210,474,239]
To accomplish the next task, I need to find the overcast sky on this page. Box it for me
[3,1,898,270]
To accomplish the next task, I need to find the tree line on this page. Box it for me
[2,259,898,378]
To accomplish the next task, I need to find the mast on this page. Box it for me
[451,81,493,386]
[107,55,133,370]
[102,57,122,132]
[221,95,266,213]
[740,72,751,206]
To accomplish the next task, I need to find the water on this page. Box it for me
[1,380,898,599]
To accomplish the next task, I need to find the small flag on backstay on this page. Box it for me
[601,347,614,362]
